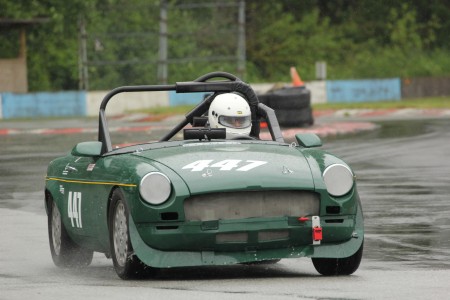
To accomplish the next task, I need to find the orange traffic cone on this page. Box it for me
[290,66,304,87]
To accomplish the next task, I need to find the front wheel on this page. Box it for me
[109,189,152,279]
[312,242,363,276]
[47,197,93,268]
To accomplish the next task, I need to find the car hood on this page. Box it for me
[133,142,315,194]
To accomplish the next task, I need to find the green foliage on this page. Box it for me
[1,0,450,91]
[387,4,423,51]
[0,0,96,90]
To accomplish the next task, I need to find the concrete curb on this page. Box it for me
[1,108,448,138]
[313,108,450,119]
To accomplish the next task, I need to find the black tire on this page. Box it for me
[109,189,152,279]
[312,242,364,276]
[275,107,314,127]
[262,87,311,110]
[47,196,93,268]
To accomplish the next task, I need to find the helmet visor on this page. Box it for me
[219,115,251,129]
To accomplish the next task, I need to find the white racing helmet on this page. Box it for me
[208,93,251,138]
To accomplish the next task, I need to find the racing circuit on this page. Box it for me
[1,111,449,299]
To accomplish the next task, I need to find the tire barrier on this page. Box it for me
[258,86,314,127]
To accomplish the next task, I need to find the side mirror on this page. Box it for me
[71,141,103,157]
[295,133,322,148]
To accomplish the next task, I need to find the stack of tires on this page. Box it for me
[258,86,314,127]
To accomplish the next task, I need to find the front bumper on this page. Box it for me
[129,203,364,268]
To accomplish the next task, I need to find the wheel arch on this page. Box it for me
[44,189,52,215]
[106,186,129,230]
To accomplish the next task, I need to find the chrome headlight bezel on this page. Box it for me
[139,172,172,205]
[323,164,354,197]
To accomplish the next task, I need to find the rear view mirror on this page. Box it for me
[295,133,322,148]
[71,141,103,157]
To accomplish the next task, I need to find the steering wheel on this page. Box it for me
[194,72,242,82]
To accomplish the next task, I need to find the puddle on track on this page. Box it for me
[322,119,450,269]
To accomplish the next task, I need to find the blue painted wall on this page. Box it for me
[169,91,210,106]
[327,78,401,103]
[1,91,86,119]
[0,78,406,118]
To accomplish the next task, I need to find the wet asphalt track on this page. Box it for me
[1,116,449,299]
[321,119,450,270]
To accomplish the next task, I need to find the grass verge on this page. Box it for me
[312,96,450,110]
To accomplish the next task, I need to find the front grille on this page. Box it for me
[216,232,248,243]
[184,190,319,221]
[258,230,289,242]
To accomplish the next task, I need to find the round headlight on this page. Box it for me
[139,172,171,205]
[323,164,354,197]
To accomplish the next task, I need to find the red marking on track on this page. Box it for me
[259,122,377,140]
[41,128,84,135]
[135,115,171,122]
[422,109,443,116]
[117,126,153,132]
[359,109,396,117]
[313,110,336,118]
[0,129,12,135]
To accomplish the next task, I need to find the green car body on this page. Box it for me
[45,72,363,278]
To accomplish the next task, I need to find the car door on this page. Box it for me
[61,156,100,239]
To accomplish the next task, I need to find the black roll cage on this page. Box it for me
[98,72,284,155]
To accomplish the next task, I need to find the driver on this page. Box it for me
[208,93,251,139]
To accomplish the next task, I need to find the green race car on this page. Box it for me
[45,72,363,279]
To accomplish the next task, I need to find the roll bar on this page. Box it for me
[98,72,284,155]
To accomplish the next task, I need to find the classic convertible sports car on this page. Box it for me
[45,72,363,279]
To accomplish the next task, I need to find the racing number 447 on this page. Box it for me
[182,159,267,172]
[68,191,82,228]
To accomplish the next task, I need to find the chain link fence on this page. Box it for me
[79,0,245,90]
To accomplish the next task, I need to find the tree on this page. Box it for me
[1,0,450,90]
